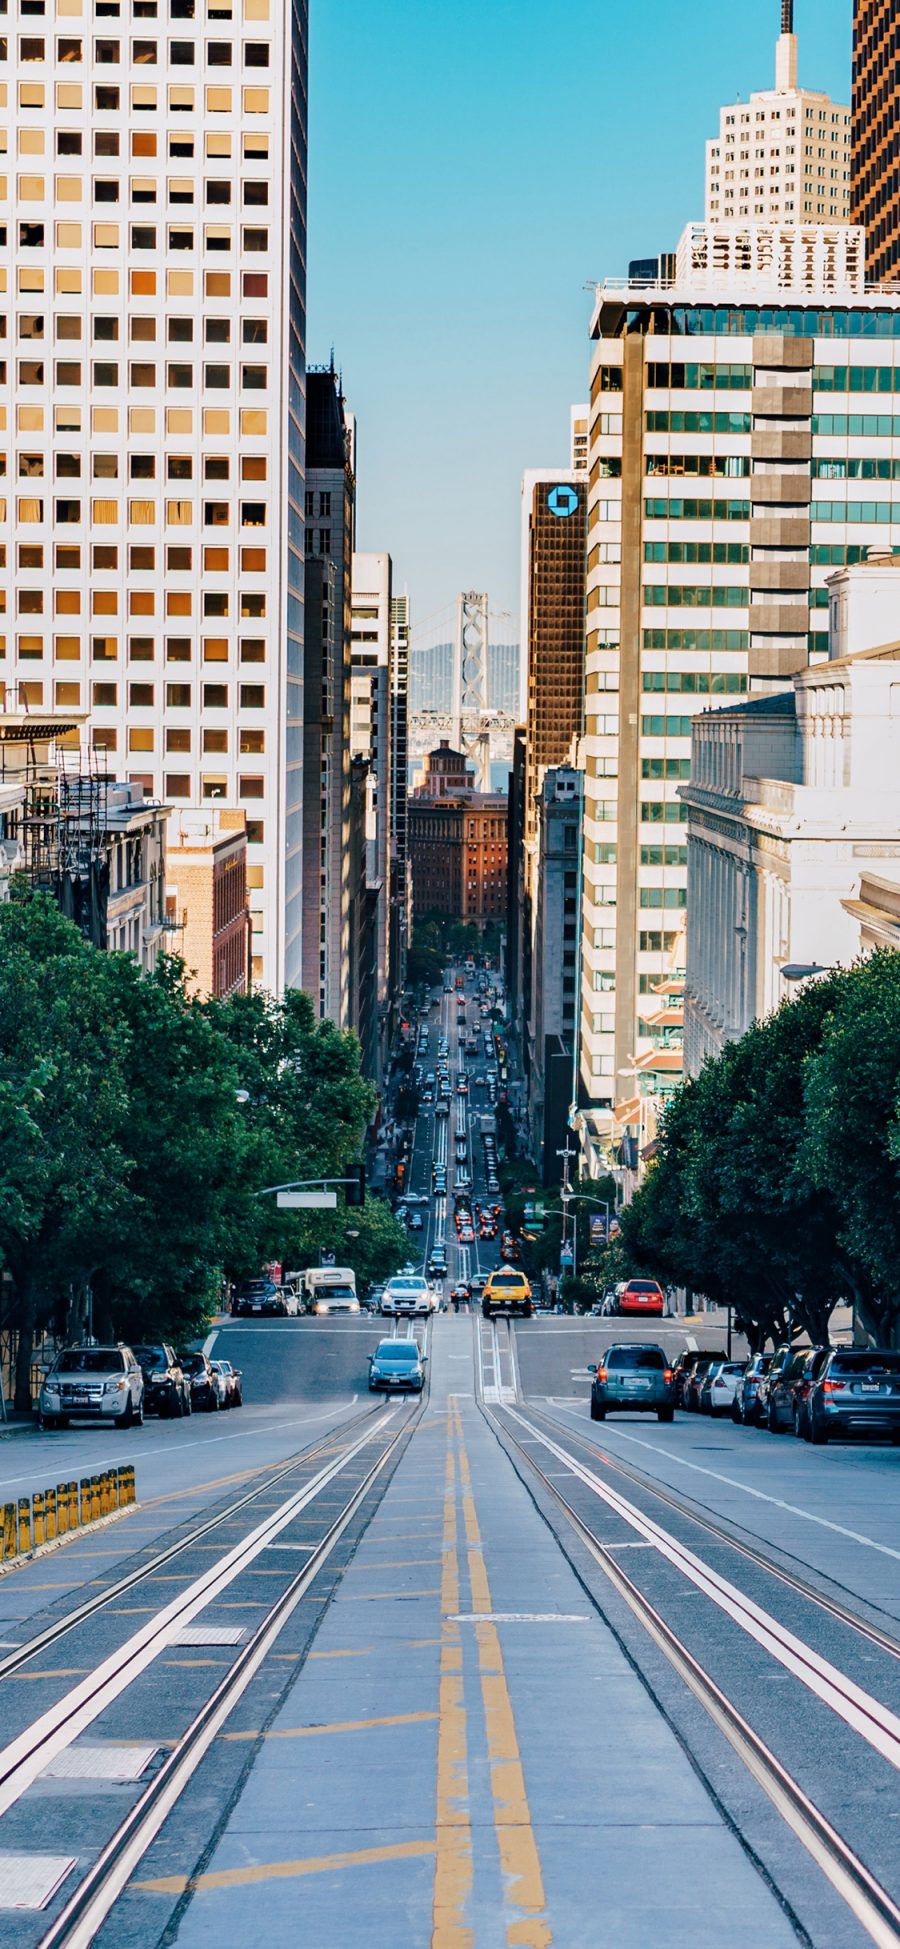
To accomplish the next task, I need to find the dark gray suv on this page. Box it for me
[807,1349,900,1445]
[589,1344,675,1422]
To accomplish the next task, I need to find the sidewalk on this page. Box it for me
[152,1319,799,1947]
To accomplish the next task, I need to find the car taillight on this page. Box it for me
[823,1379,846,1393]
[594,1367,607,1383]
[663,1369,673,1384]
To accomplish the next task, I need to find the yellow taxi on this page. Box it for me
[482,1266,533,1319]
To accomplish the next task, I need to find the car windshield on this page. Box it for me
[55,1349,124,1374]
[375,1345,418,1363]
[392,1279,426,1292]
[181,1354,203,1372]
[829,1352,900,1375]
[627,1282,660,1294]
[133,1347,167,1368]
[212,1361,232,1375]
[606,1348,666,1371]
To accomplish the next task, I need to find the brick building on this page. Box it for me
[166,807,249,999]
[409,745,508,929]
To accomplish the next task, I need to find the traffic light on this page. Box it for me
[345,1162,366,1207]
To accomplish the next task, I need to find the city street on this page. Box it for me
[0,979,896,1946]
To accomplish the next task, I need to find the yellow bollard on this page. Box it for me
[56,1482,68,1537]
[91,1475,101,1523]
[122,1465,135,1507]
[2,1503,15,1560]
[99,1472,108,1518]
[45,1485,57,1543]
[32,1490,45,1550]
[80,1477,92,1526]
[17,1498,31,1555]
[68,1481,78,1530]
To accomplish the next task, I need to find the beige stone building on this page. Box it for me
[165,806,249,999]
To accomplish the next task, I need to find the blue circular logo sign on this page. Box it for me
[547,484,579,519]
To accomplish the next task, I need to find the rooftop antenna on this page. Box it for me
[782,0,793,30]
[776,0,797,90]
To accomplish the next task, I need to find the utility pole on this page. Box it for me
[557,1142,578,1291]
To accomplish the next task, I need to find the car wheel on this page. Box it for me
[731,1398,742,1424]
[115,1397,134,1430]
[657,1407,675,1424]
[810,1416,828,1445]
[793,1405,803,1439]
[482,1301,490,1318]
[590,1399,605,1422]
[135,1396,144,1426]
[39,1414,57,1431]
[183,1388,192,1416]
[767,1402,781,1433]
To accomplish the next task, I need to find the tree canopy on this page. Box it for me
[621,953,900,1349]
[0,890,403,1404]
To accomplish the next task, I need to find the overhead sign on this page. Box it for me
[590,1215,608,1246]
[277,1192,338,1210]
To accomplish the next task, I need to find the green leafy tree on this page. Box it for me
[801,952,900,1344]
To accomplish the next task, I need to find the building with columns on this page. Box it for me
[681,558,900,1074]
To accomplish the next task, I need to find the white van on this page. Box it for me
[304,1267,360,1316]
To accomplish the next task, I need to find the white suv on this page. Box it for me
[40,1344,144,1430]
[381,1275,434,1317]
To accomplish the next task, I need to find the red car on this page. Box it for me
[618,1279,665,1318]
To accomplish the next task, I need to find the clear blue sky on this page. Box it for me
[307,0,852,642]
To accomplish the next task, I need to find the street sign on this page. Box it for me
[320,1248,336,1266]
[560,1245,574,1268]
[277,1192,338,1210]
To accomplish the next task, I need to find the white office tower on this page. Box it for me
[705,1,850,227]
[0,0,309,993]
[351,550,392,1078]
[576,257,900,1173]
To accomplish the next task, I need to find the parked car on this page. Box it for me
[701,1361,746,1417]
[671,1348,721,1409]
[39,1343,144,1430]
[590,1344,675,1422]
[754,1344,794,1427]
[764,1346,817,1433]
[791,1346,832,1438]
[368,1340,427,1393]
[132,1344,191,1418]
[180,1351,223,1412]
[685,1358,718,1412]
[209,1358,243,1407]
[731,1352,773,1425]
[806,1347,900,1445]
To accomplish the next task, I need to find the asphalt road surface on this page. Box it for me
[0,973,896,1945]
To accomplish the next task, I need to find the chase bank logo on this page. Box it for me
[547,484,579,519]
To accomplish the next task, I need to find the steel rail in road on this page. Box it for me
[523,1399,900,1666]
[33,1393,427,1949]
[483,1401,900,1949]
[0,1396,390,1685]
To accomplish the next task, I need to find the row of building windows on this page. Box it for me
[14,679,266,707]
[641,670,747,694]
[642,629,748,651]
[644,497,750,522]
[643,541,749,565]
[0,636,268,660]
[814,366,900,392]
[641,758,691,780]
[645,362,752,392]
[8,359,269,385]
[5,177,270,205]
[624,307,900,339]
[641,716,697,738]
[9,220,271,248]
[645,455,750,479]
[646,410,751,435]
[1,591,266,615]
[2,456,267,482]
[0,544,265,569]
[0,37,272,64]
[0,82,272,112]
[639,887,687,908]
[0,498,268,521]
[6,132,270,160]
[810,499,899,521]
[643,584,747,609]
[2,319,268,344]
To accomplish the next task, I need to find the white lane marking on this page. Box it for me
[582,1421,900,1566]
[0,1411,397,1818]
[0,1411,351,1490]
[506,1408,900,1772]
[686,1334,698,1352]
[202,1331,219,1359]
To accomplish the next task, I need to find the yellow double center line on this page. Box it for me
[432,1402,552,1949]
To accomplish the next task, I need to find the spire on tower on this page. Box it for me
[776,0,798,91]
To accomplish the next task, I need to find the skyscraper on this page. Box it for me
[0,0,309,994]
[852,0,900,284]
[706,2,850,227]
[389,593,411,997]
[576,261,900,1168]
[302,366,355,1027]
[351,551,392,1081]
